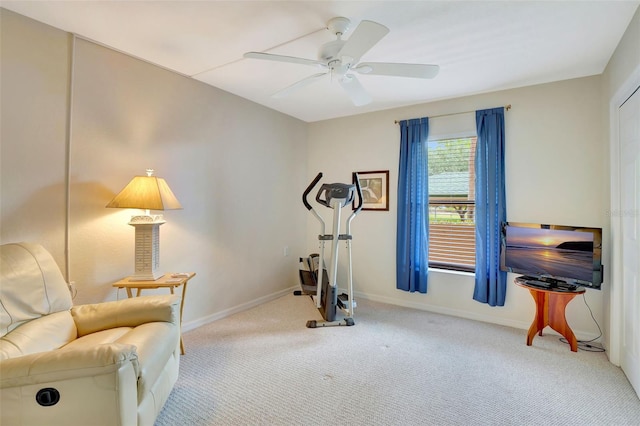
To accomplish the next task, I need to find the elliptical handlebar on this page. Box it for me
[303,172,323,211]
[304,172,365,212]
[352,173,364,214]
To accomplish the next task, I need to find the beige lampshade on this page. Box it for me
[106,174,182,210]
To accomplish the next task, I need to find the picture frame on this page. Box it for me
[353,170,389,211]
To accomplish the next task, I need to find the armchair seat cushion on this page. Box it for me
[61,327,133,350]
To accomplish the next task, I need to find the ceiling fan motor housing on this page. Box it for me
[320,17,352,63]
[319,39,346,62]
[327,17,350,35]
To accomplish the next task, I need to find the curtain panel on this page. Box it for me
[473,107,507,306]
[396,118,429,293]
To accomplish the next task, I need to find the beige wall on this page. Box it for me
[1,9,71,267]
[308,75,605,339]
[1,9,309,327]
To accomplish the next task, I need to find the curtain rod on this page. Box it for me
[394,104,511,124]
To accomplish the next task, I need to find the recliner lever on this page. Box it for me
[36,388,60,407]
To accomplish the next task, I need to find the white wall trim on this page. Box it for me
[354,290,602,343]
[64,33,77,285]
[182,286,297,332]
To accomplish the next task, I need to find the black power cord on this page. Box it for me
[559,293,605,352]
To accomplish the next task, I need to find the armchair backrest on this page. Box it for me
[0,242,72,337]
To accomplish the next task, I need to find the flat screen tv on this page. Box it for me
[500,222,603,290]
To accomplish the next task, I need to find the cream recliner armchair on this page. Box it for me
[0,242,181,426]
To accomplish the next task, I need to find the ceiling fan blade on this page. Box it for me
[354,62,440,79]
[337,20,389,64]
[272,73,327,98]
[244,52,326,69]
[339,74,371,106]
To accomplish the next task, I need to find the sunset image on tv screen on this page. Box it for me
[505,227,593,282]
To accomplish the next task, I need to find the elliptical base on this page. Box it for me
[306,318,355,328]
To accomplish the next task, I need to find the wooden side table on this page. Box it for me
[515,278,584,352]
[113,272,195,355]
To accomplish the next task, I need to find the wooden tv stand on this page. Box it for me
[515,276,585,352]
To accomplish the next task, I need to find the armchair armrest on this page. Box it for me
[0,343,138,388]
[71,295,181,337]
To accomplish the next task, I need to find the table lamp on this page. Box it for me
[106,169,182,281]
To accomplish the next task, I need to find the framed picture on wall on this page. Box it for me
[353,170,389,211]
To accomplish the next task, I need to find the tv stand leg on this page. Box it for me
[526,290,547,346]
[524,287,582,352]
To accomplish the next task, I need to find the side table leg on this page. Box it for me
[565,328,579,352]
[526,289,549,346]
[526,322,538,346]
[548,293,580,352]
[179,283,188,355]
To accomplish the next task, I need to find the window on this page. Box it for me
[428,137,476,272]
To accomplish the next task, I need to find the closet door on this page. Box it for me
[618,85,639,398]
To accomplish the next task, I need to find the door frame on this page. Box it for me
[608,63,640,366]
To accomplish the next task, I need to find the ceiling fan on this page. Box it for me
[243,17,439,106]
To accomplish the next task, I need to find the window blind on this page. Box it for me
[428,137,476,271]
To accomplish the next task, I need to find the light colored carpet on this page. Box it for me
[156,293,640,425]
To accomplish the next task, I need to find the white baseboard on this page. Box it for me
[184,285,601,343]
[350,290,602,343]
[353,291,530,329]
[182,286,297,332]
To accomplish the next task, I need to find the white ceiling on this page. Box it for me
[2,1,639,122]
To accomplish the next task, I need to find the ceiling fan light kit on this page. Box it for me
[243,17,439,106]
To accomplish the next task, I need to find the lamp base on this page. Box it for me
[129,219,165,281]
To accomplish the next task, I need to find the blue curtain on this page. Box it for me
[397,118,429,293]
[474,107,507,306]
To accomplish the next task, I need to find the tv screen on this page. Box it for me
[500,222,603,289]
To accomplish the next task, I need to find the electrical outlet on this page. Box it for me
[283,246,290,257]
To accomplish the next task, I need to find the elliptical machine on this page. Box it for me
[296,172,363,327]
